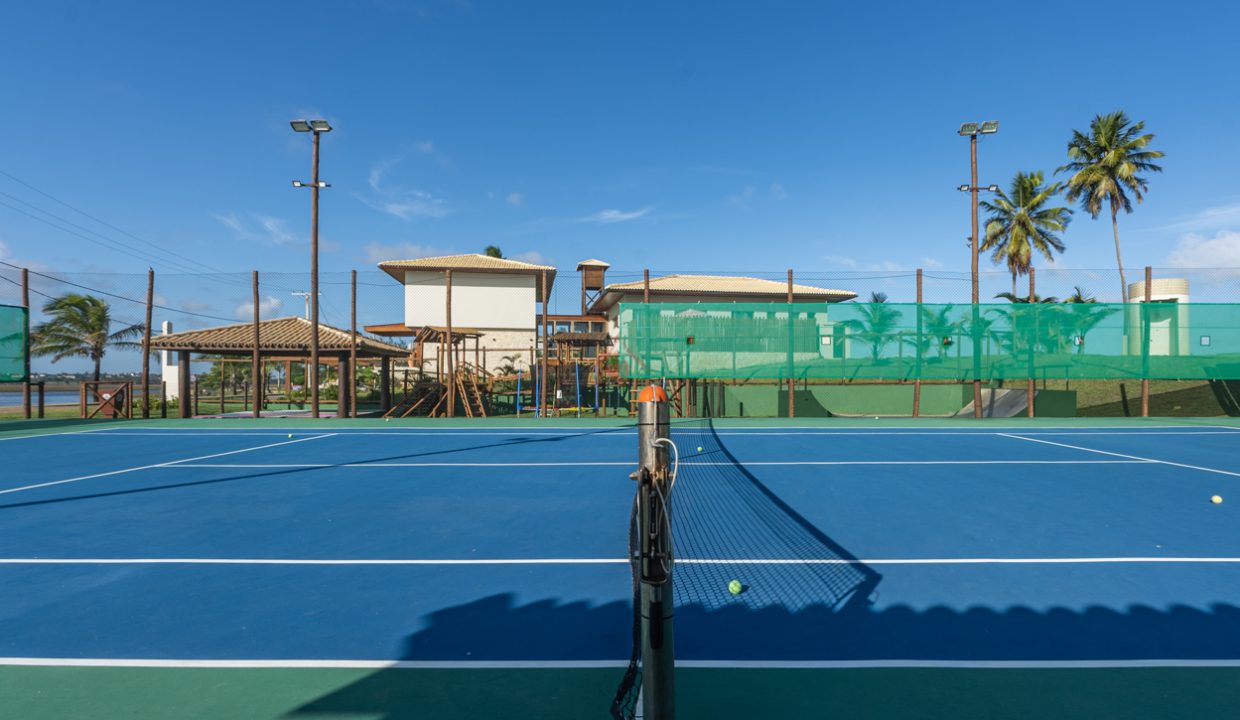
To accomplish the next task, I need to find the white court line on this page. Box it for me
[3,657,1240,669]
[159,459,1150,469]
[0,434,338,497]
[998,433,1240,479]
[3,556,1239,566]
[0,426,128,442]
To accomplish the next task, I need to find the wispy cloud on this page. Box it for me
[233,295,283,320]
[1151,202,1240,233]
[506,192,524,207]
[921,257,944,269]
[509,250,548,265]
[363,242,452,264]
[583,206,653,224]
[361,156,451,221]
[0,238,48,271]
[727,185,757,205]
[181,299,213,312]
[214,213,298,245]
[822,255,858,269]
[376,191,450,220]
[414,140,435,154]
[770,183,788,200]
[1166,230,1240,268]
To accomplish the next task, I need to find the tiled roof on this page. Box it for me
[150,317,408,357]
[590,274,857,312]
[576,258,611,269]
[377,253,556,294]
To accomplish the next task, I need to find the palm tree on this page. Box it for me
[994,291,1060,304]
[1064,285,1095,304]
[1058,112,1165,302]
[30,294,145,381]
[845,292,904,361]
[483,245,504,258]
[1060,288,1118,354]
[980,171,1072,296]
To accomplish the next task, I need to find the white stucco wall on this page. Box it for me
[404,271,538,330]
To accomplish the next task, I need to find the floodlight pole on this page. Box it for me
[309,129,322,418]
[969,132,981,418]
[959,122,998,418]
[291,119,331,418]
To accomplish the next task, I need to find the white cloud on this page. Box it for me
[921,257,944,269]
[181,299,213,312]
[583,206,653,224]
[363,242,450,264]
[510,251,548,265]
[770,183,787,200]
[1166,230,1240,267]
[727,185,757,205]
[1152,203,1240,233]
[214,213,299,245]
[234,295,283,320]
[362,158,450,221]
[822,255,858,269]
[0,238,47,270]
[380,191,449,220]
[414,140,435,154]
[506,192,524,207]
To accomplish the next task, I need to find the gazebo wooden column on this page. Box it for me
[380,356,392,411]
[337,352,351,418]
[178,351,191,419]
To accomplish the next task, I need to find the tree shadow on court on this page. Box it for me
[281,593,1240,720]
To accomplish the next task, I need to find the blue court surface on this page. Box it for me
[2,418,1240,719]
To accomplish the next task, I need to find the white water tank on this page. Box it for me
[1125,278,1189,356]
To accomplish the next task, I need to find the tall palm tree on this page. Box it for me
[980,171,1072,297]
[30,294,145,381]
[1057,112,1165,301]
[483,245,504,258]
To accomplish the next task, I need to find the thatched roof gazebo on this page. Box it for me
[151,316,408,418]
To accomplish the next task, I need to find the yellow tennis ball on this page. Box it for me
[728,580,743,595]
[1212,495,1223,505]
[288,433,293,438]
[696,446,704,452]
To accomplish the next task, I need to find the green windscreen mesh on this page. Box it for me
[0,304,29,383]
[616,302,1240,381]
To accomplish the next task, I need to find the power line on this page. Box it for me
[0,260,235,323]
[0,167,239,277]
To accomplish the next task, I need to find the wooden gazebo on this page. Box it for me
[151,316,409,418]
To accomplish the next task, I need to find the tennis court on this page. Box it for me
[3,417,1240,719]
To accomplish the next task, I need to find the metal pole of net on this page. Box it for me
[612,385,676,720]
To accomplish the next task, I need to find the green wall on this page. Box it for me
[694,383,1076,418]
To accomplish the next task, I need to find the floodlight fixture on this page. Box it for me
[309,119,332,132]
[958,122,979,136]
[987,184,1000,192]
[979,120,1000,134]
[316,181,330,188]
[957,184,971,192]
[292,180,306,188]
[290,119,313,133]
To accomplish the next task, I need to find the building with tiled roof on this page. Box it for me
[588,274,857,314]
[373,253,559,375]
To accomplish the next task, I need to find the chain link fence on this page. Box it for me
[4,261,1239,418]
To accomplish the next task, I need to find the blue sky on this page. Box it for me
[2,0,1240,327]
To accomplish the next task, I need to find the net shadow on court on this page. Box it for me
[669,418,882,613]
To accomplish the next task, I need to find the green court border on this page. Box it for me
[3,666,1239,719]
[3,414,1240,440]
